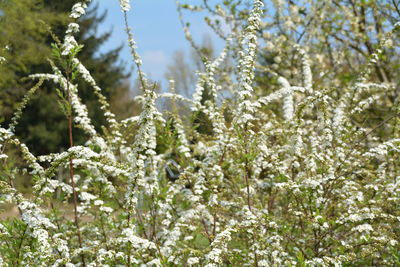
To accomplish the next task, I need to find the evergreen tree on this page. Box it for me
[0,0,131,154]
[0,0,67,119]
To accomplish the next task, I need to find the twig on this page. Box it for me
[65,67,86,266]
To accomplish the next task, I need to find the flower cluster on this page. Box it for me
[119,0,131,12]
[1,0,399,266]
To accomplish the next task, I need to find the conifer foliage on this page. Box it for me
[0,0,128,155]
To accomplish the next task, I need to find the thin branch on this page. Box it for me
[65,67,86,267]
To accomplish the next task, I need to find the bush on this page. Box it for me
[1,0,400,266]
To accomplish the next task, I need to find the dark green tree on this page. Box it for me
[0,0,67,119]
[0,0,131,155]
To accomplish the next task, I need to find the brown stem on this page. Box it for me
[245,158,252,211]
[66,69,86,266]
[252,233,259,267]
[353,113,399,146]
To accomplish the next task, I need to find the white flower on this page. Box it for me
[94,200,104,206]
[119,0,131,12]
[353,223,373,233]
[70,2,87,19]
[66,23,80,34]
[80,192,96,202]
[278,77,294,121]
[61,35,78,56]
[187,257,200,265]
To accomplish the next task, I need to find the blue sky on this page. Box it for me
[92,0,225,87]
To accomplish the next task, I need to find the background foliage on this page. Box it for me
[0,0,132,155]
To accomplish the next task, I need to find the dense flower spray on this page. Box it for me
[0,0,400,266]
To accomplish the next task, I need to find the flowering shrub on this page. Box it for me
[1,0,400,266]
